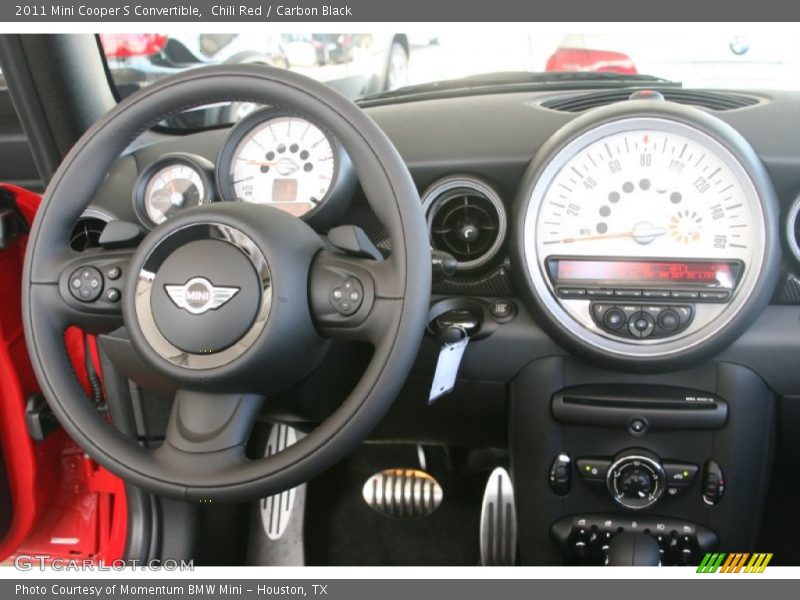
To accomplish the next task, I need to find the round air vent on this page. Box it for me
[422,177,506,270]
[787,195,800,263]
[69,215,107,252]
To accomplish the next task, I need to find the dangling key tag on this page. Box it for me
[428,326,470,404]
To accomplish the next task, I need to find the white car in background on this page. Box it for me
[547,32,800,89]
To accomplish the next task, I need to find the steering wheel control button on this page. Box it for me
[548,453,571,496]
[151,239,262,354]
[69,267,103,302]
[106,266,121,280]
[331,277,363,315]
[105,288,121,303]
[576,457,612,482]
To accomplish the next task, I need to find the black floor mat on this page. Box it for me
[305,444,486,566]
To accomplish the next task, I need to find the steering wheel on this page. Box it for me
[22,65,431,502]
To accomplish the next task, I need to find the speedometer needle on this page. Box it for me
[562,224,667,245]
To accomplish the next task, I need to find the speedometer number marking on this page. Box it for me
[536,129,753,257]
[225,115,336,218]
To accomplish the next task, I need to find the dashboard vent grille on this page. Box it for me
[541,89,761,113]
[69,217,107,252]
[423,177,506,270]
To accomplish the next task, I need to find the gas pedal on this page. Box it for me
[480,467,517,566]
[362,468,443,518]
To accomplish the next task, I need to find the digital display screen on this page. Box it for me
[272,178,298,203]
[549,259,740,289]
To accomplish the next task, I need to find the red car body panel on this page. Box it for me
[0,184,127,564]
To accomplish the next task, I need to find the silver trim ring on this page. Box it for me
[785,195,800,263]
[606,454,666,511]
[521,117,768,359]
[134,223,272,370]
[421,175,507,271]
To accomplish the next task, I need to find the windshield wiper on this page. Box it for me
[358,71,681,105]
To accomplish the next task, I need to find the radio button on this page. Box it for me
[586,289,614,297]
[628,312,655,338]
[619,305,641,318]
[603,308,626,330]
[591,302,613,321]
[657,309,681,332]
[699,291,730,302]
[614,289,642,298]
[558,287,586,298]
[675,305,694,325]
[642,289,671,299]
[671,290,700,299]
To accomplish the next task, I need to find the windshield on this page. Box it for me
[100,30,799,128]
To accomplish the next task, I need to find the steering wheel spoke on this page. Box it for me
[155,390,264,482]
[309,249,404,345]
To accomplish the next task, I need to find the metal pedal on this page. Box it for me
[247,424,306,566]
[480,467,518,566]
[260,424,300,541]
[362,468,443,518]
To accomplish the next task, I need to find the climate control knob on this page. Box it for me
[606,449,666,510]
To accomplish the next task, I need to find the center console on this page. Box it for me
[510,357,775,565]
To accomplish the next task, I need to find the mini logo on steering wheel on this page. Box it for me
[164,277,240,315]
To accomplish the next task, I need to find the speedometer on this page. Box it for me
[217,109,338,218]
[517,103,779,367]
[534,126,755,263]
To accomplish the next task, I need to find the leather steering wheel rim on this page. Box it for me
[22,65,431,502]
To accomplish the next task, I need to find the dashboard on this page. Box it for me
[66,83,800,564]
[82,86,800,392]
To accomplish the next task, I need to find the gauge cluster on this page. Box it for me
[517,104,778,367]
[132,108,354,230]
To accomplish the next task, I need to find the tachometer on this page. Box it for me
[516,103,779,367]
[217,109,339,218]
[134,154,214,227]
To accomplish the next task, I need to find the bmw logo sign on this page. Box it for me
[730,35,750,56]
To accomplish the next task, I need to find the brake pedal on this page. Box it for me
[362,468,443,518]
[260,424,300,541]
[480,467,518,566]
